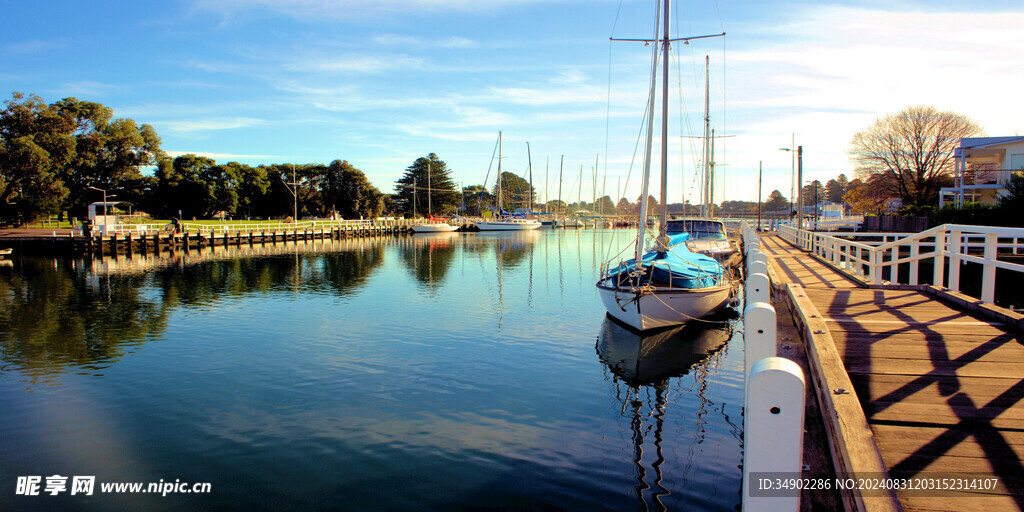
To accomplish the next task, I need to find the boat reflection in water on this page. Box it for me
[596,317,736,511]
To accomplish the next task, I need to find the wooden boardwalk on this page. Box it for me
[760,234,1024,512]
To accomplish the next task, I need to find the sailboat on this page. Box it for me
[595,0,731,332]
[411,162,458,233]
[475,132,542,231]
[665,57,737,261]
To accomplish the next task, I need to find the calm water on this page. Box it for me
[0,230,745,511]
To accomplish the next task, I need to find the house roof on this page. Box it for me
[958,136,1024,150]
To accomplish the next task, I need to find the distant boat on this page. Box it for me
[475,132,542,231]
[411,162,459,234]
[595,0,730,332]
[411,221,458,233]
[561,218,584,229]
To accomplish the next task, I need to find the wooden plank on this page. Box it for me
[900,494,1022,512]
[844,359,1024,379]
[785,284,903,512]
[851,374,1024,405]
[835,341,1024,363]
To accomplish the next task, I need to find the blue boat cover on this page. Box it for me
[606,233,723,288]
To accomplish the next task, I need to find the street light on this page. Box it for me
[778,137,798,223]
[780,145,803,229]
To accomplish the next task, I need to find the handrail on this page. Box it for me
[779,224,1024,305]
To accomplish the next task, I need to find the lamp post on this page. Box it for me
[87,185,122,224]
[778,139,800,227]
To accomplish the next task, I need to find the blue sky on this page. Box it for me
[3,0,1023,208]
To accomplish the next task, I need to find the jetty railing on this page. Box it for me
[779,223,1024,305]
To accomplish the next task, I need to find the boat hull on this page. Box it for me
[596,278,732,332]
[475,220,541,231]
[410,223,459,233]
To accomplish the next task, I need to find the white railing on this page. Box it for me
[779,224,1024,304]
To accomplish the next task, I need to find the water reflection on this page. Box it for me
[596,318,734,512]
[398,233,460,288]
[0,258,169,383]
[0,239,387,383]
[473,231,539,269]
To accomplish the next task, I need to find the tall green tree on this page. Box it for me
[462,185,490,216]
[494,172,534,211]
[825,174,849,203]
[802,180,826,207]
[322,159,384,219]
[395,154,459,216]
[764,190,788,212]
[0,93,163,224]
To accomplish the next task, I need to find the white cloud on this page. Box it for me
[160,117,266,132]
[165,151,278,159]
[191,0,538,22]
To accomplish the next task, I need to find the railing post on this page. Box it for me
[869,247,881,284]
[933,230,946,288]
[742,357,805,512]
[982,233,997,304]
[948,230,961,292]
[909,239,919,285]
[889,242,900,284]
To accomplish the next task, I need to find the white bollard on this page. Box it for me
[746,272,770,304]
[743,301,776,380]
[748,259,768,277]
[750,250,768,266]
[742,357,806,512]
[745,239,762,255]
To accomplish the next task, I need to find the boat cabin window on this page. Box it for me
[666,220,726,239]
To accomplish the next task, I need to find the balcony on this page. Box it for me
[959,168,1023,187]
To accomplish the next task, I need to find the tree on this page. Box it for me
[616,197,633,215]
[802,180,826,207]
[997,174,1024,226]
[637,194,659,216]
[850,106,981,208]
[825,174,849,203]
[594,195,616,215]
[764,190,788,212]
[843,177,887,214]
[395,154,459,216]
[0,93,164,224]
[322,160,383,219]
[462,185,490,216]
[494,172,534,211]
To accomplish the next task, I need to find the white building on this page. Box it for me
[941,136,1024,207]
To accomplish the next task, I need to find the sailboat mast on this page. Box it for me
[527,142,534,213]
[702,55,711,218]
[497,131,503,212]
[657,0,670,249]
[558,155,563,217]
[634,0,661,264]
[427,161,432,217]
[710,128,716,218]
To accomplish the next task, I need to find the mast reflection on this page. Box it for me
[596,318,733,512]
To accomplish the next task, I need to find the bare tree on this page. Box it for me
[850,106,981,207]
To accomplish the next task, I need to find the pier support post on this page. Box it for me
[742,357,806,512]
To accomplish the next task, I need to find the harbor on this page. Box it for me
[0,229,748,511]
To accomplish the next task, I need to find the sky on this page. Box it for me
[3,0,1023,209]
